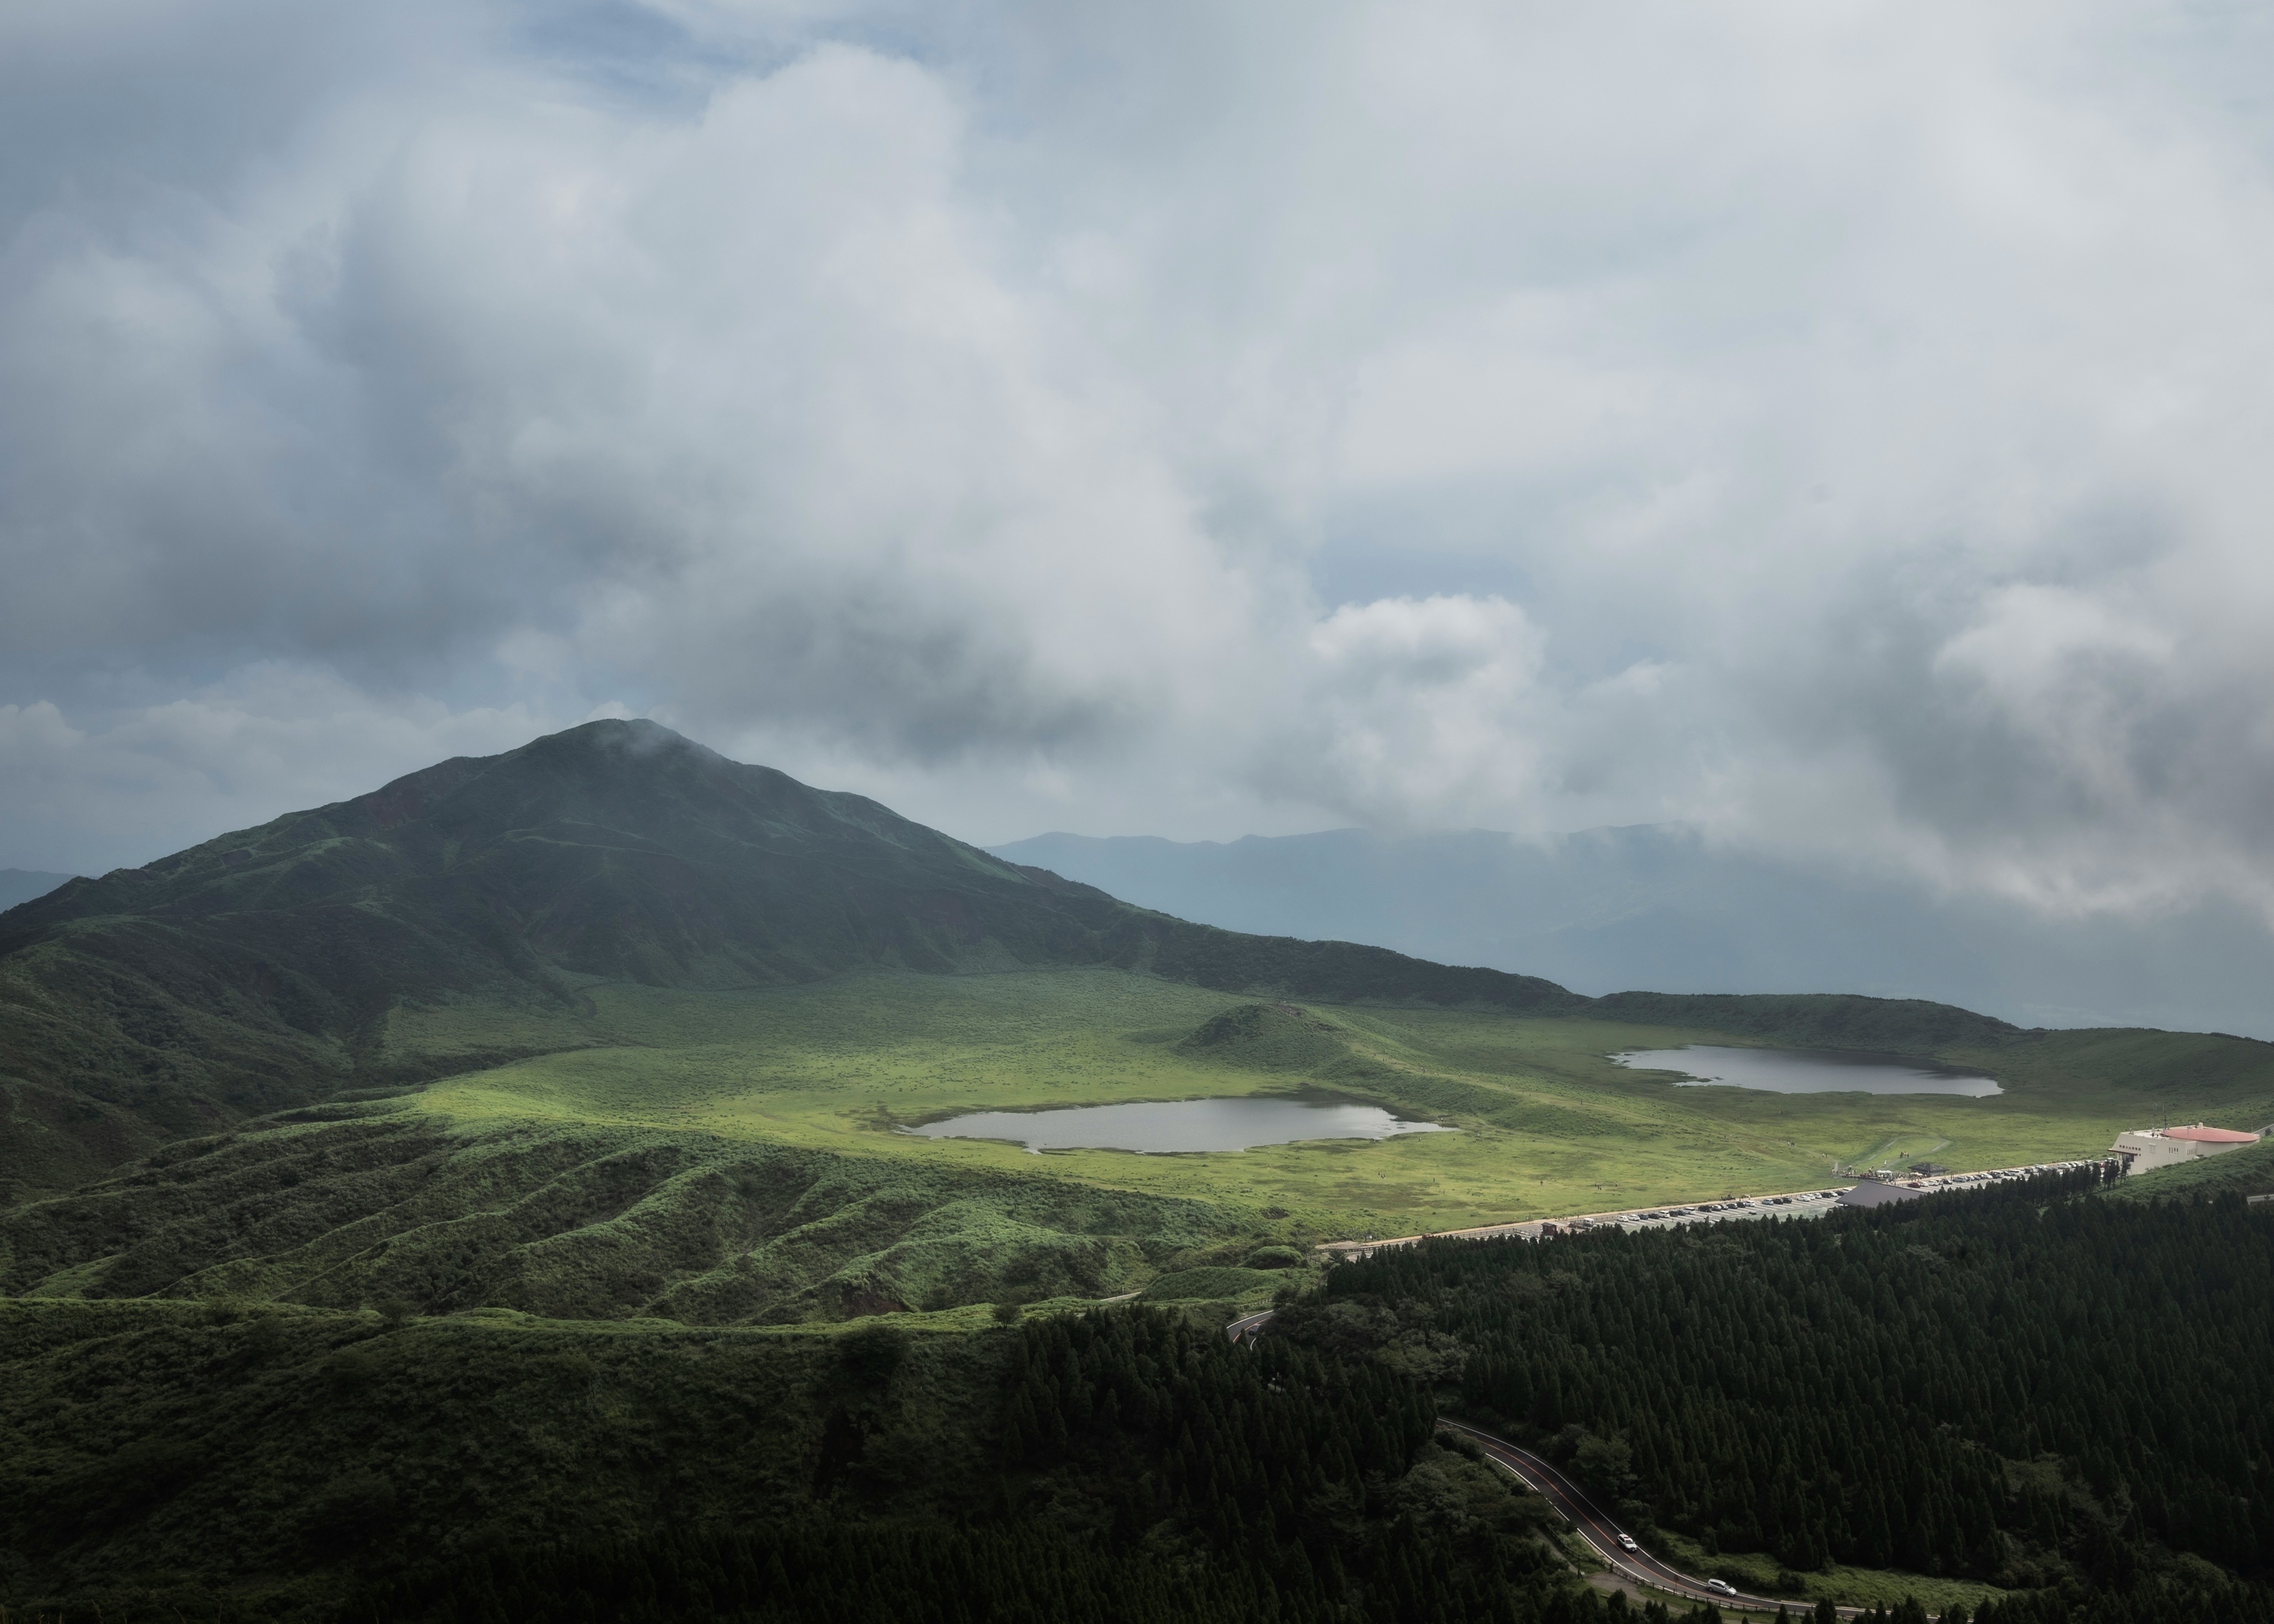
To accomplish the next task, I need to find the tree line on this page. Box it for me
[361,1308,1595,1624]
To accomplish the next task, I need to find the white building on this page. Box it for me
[2109,1123,2260,1175]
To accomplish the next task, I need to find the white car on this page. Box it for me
[1617,1535,1639,1552]
[1706,1580,1736,1597]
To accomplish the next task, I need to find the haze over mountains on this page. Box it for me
[0,870,73,912]
[991,828,2274,1041]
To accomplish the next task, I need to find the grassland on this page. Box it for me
[15,964,2266,1326]
[409,965,2274,1239]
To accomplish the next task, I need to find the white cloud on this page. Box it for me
[0,670,550,874]
[4,0,2274,927]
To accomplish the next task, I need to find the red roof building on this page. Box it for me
[2111,1123,2261,1175]
[2162,1124,2259,1144]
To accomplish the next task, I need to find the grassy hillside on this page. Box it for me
[0,1098,1248,1322]
[14,969,2274,1323]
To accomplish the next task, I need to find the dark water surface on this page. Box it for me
[904,1097,1456,1153]
[1612,1044,2003,1096]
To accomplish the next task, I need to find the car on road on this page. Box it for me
[1706,1580,1736,1597]
[1617,1535,1639,1552]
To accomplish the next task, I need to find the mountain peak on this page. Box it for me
[537,715,713,760]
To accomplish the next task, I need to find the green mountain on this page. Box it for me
[0,719,1580,1199]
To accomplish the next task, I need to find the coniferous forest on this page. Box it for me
[361,1309,1554,1624]
[1286,1173,2270,1620]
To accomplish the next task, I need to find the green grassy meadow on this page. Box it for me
[18,964,2265,1327]
[406,966,2274,1240]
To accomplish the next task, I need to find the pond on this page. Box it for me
[1611,1044,2003,1096]
[902,1096,1457,1153]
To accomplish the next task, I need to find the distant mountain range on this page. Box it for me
[0,869,74,912]
[989,826,2274,1040]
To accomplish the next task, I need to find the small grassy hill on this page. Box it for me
[1176,1001,1359,1070]
[1138,1266,1285,1301]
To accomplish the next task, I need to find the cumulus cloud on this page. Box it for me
[4,0,2274,924]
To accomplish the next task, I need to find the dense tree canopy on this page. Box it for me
[1300,1174,2270,1594]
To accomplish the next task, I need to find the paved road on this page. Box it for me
[1226,1329,1896,1619]
[1437,1420,1848,1618]
[1223,1308,1274,1343]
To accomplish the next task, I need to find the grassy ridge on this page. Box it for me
[1589,992,2019,1050]
[0,1099,1250,1323]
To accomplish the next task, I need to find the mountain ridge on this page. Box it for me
[0,870,76,914]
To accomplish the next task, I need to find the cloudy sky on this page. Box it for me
[6,0,2274,930]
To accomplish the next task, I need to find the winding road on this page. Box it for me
[1437,1418,1851,1617]
[1223,1308,1276,1344]
[1228,1311,1852,1617]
